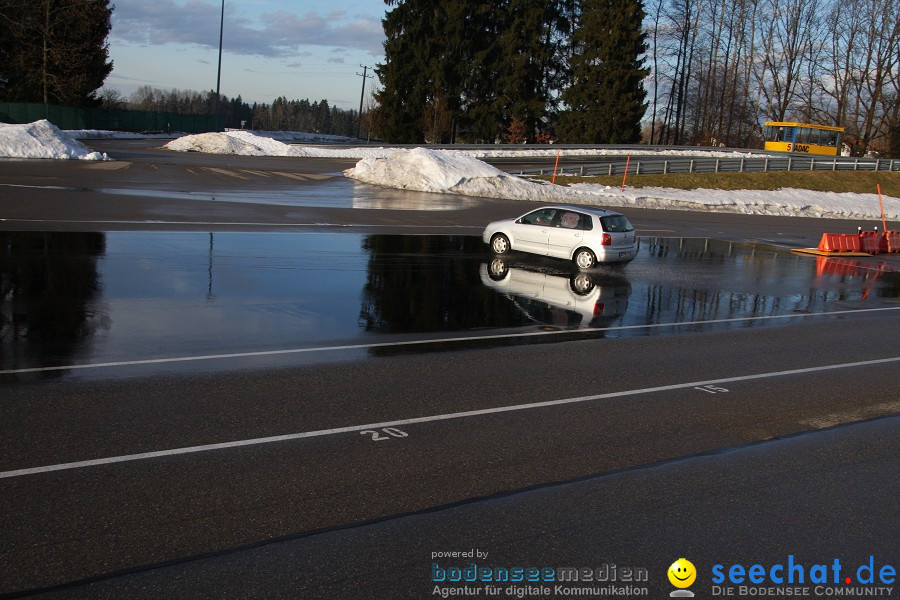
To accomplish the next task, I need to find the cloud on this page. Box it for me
[257,10,383,55]
[107,72,162,83]
[111,1,385,57]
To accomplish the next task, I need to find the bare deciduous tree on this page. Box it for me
[645,0,897,154]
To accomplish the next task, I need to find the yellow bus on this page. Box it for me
[763,122,843,156]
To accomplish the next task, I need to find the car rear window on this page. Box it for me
[599,215,634,232]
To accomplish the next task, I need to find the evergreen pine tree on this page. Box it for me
[0,0,113,106]
[376,0,570,143]
[376,0,434,143]
[457,2,503,142]
[558,0,649,143]
[494,0,562,142]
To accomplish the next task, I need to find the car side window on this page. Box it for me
[578,214,593,231]
[520,209,557,226]
[559,212,580,229]
[558,212,593,231]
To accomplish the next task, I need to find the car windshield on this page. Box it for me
[599,215,634,232]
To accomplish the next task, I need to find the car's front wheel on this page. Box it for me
[490,233,511,255]
[570,272,595,295]
[488,258,508,280]
[573,248,596,270]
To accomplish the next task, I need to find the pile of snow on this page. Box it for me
[583,184,900,220]
[0,120,107,160]
[164,130,392,159]
[345,148,553,198]
[165,130,292,156]
[346,148,900,221]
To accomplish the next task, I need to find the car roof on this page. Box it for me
[528,205,623,217]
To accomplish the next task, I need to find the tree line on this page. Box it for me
[116,85,360,135]
[372,0,898,155]
[3,0,896,153]
[647,0,899,155]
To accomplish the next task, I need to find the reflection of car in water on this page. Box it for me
[479,257,631,329]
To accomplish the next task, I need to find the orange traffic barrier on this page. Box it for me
[881,231,900,253]
[859,231,880,254]
[817,233,861,253]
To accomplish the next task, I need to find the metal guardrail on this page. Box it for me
[518,155,899,176]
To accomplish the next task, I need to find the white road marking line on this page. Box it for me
[202,167,248,180]
[1,307,897,376]
[84,162,131,171]
[2,356,897,480]
[0,183,77,190]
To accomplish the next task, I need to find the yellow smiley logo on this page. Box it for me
[668,558,697,588]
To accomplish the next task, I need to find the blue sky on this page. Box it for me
[107,0,388,109]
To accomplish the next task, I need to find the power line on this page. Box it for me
[356,65,374,139]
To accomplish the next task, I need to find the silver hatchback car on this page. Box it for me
[482,205,638,269]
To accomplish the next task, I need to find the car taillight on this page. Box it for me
[601,233,612,246]
[593,302,605,316]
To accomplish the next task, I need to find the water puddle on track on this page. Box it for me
[100,178,480,211]
[1,231,896,378]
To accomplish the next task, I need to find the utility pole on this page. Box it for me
[214,0,225,132]
[356,65,373,139]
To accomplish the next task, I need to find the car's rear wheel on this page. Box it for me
[573,248,596,270]
[490,233,510,254]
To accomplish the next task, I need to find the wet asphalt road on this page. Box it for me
[0,141,898,598]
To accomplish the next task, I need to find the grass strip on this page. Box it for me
[535,171,900,196]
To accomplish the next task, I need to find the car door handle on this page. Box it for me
[574,233,582,238]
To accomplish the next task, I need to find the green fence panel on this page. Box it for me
[0,102,218,133]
